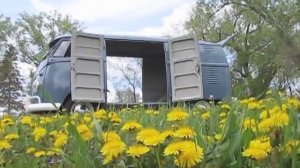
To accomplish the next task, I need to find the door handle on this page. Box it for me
[72,63,76,72]
[195,62,200,74]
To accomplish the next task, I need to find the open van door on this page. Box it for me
[71,33,105,102]
[169,36,203,102]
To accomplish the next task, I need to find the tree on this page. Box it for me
[24,68,35,95]
[108,57,142,103]
[0,14,13,61]
[0,45,24,112]
[15,11,84,64]
[14,11,84,98]
[186,0,300,98]
[114,88,141,103]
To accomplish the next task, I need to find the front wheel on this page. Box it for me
[194,100,211,110]
[70,102,95,113]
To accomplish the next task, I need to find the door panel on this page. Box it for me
[169,36,203,101]
[71,33,105,102]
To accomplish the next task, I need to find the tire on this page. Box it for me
[194,100,211,110]
[70,102,95,114]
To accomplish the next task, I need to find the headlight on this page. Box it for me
[32,80,40,94]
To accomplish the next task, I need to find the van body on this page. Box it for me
[25,33,231,112]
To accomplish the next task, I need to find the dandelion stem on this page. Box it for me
[155,149,162,168]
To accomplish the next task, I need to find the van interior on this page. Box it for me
[105,40,168,103]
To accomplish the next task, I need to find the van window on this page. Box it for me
[53,41,71,57]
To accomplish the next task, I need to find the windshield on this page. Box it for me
[42,38,71,60]
[53,41,71,57]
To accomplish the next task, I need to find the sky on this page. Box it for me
[1,0,197,103]
[0,0,196,37]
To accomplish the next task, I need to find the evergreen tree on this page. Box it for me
[0,45,24,112]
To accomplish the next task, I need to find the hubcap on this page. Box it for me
[71,102,94,113]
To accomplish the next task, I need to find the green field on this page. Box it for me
[0,92,300,168]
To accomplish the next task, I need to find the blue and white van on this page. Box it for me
[25,33,232,113]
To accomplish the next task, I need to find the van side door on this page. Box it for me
[71,33,105,102]
[169,36,203,102]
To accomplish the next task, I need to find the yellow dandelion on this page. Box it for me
[1,117,14,127]
[71,113,80,120]
[165,141,204,168]
[269,105,288,114]
[0,139,11,150]
[175,147,204,168]
[257,136,270,142]
[94,109,107,120]
[33,126,47,142]
[243,147,269,160]
[121,121,142,131]
[201,111,210,120]
[153,110,159,115]
[242,138,272,160]
[174,127,195,139]
[127,144,150,157]
[83,114,92,123]
[243,118,256,131]
[21,116,32,125]
[240,99,249,105]
[248,101,259,110]
[34,150,46,157]
[77,124,93,141]
[102,131,121,142]
[219,112,227,118]
[63,122,69,129]
[26,147,36,154]
[266,89,273,95]
[285,139,300,154]
[40,117,53,124]
[4,133,19,141]
[287,97,300,108]
[136,128,164,146]
[89,122,95,129]
[109,112,122,123]
[53,131,68,148]
[249,97,256,101]
[101,140,126,164]
[164,141,184,155]
[103,155,113,165]
[258,118,274,133]
[221,104,230,110]
[167,107,189,122]
[161,129,175,139]
[146,109,154,115]
[272,112,289,127]
[108,112,118,118]
[46,148,61,156]
[260,110,269,119]
[146,109,159,115]
[215,134,222,141]
[49,130,58,136]
[219,118,227,129]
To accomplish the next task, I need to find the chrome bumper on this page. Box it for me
[25,96,61,113]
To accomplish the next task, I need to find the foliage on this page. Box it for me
[15,11,84,64]
[0,45,24,112]
[0,14,13,59]
[186,0,300,98]
[0,11,84,109]
[1,92,300,167]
